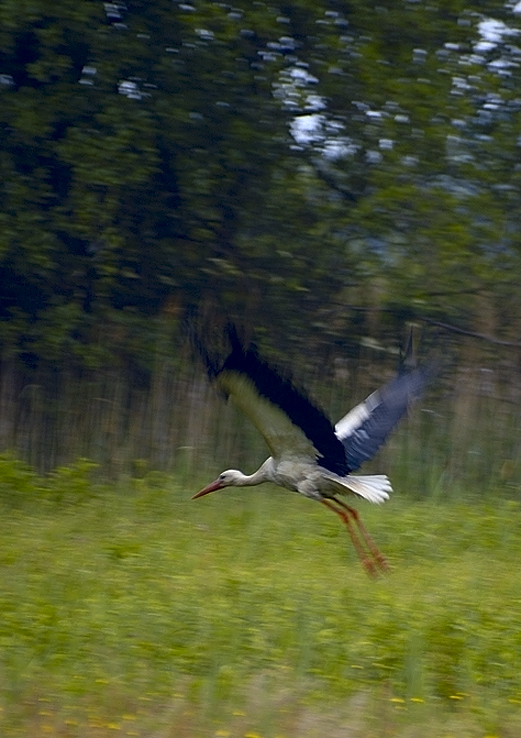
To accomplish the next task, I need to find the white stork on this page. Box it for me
[192,328,434,576]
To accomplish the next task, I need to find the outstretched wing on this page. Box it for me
[213,336,348,476]
[335,366,434,472]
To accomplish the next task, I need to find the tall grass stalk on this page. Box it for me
[1,333,521,497]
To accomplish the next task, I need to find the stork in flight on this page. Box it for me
[192,329,434,576]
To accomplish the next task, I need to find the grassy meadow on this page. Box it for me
[1,456,521,737]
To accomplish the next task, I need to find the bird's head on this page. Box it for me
[192,469,243,499]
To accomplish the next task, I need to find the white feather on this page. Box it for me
[334,390,379,439]
[339,474,392,504]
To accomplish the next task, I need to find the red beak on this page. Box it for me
[192,478,224,499]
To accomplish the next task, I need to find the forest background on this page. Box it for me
[1,0,521,484]
[4,3,521,737]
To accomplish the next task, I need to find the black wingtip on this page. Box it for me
[399,326,416,372]
[226,323,257,359]
[187,321,257,384]
[225,323,243,353]
[184,318,220,379]
[398,325,445,386]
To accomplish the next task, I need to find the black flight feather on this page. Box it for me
[221,329,348,476]
[338,364,436,472]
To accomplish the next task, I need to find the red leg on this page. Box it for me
[332,496,390,573]
[320,498,389,576]
[320,499,377,576]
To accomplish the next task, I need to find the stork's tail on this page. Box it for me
[342,474,392,504]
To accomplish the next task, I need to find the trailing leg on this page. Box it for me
[320,499,387,576]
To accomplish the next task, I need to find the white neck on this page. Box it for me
[233,458,274,486]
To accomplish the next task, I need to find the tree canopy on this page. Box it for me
[1,0,521,369]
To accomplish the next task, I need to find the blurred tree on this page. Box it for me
[291,1,521,342]
[1,0,521,373]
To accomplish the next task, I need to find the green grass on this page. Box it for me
[1,459,521,737]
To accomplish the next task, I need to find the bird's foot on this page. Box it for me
[361,551,390,578]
